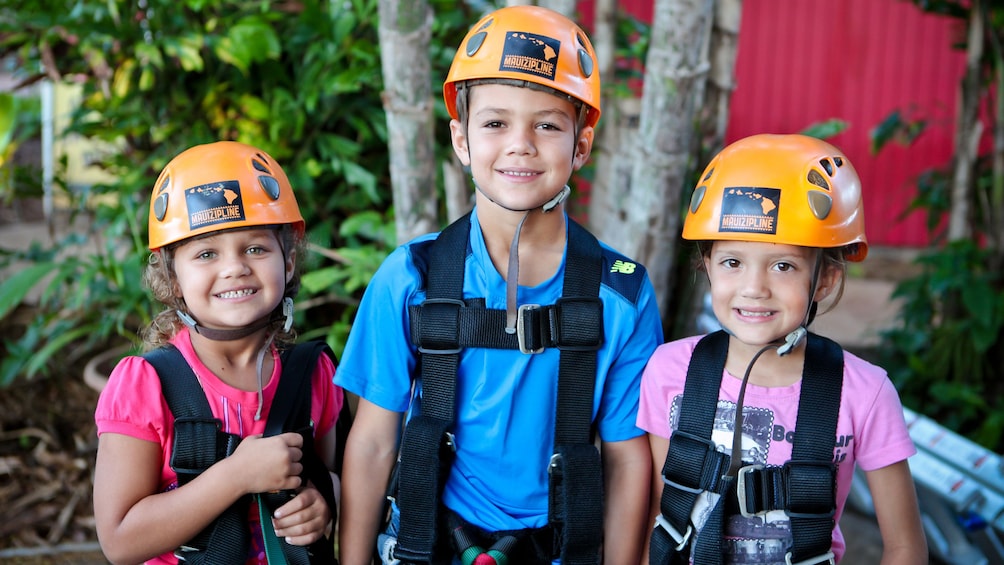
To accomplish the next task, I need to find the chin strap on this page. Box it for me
[176,296,294,342]
[493,185,570,334]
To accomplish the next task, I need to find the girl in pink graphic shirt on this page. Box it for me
[94,141,343,565]
[639,134,927,565]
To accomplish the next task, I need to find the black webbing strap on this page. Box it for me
[395,213,604,565]
[548,220,604,565]
[787,334,843,564]
[261,341,340,565]
[149,342,340,565]
[146,345,250,564]
[650,330,731,565]
[395,215,468,564]
[650,332,844,565]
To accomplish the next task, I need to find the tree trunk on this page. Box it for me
[587,0,629,234]
[378,0,438,244]
[617,0,715,317]
[948,0,983,242]
[702,0,742,158]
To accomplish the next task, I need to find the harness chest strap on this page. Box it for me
[147,341,340,565]
[395,212,604,565]
[650,330,844,565]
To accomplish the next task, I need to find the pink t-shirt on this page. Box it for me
[637,334,915,564]
[94,328,343,565]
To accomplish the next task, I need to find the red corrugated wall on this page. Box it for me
[579,0,966,248]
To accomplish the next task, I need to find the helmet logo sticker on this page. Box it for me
[184,180,246,231]
[719,187,780,235]
[499,31,560,82]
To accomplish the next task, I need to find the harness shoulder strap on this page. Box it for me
[650,331,731,565]
[262,341,341,565]
[147,345,250,565]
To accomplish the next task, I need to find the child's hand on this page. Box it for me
[230,432,304,494]
[271,484,332,546]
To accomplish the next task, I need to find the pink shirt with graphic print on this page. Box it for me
[637,334,915,563]
[95,328,342,565]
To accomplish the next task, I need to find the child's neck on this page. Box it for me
[725,338,805,388]
[189,331,275,392]
[478,206,567,287]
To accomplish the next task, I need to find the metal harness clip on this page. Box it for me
[517,303,544,354]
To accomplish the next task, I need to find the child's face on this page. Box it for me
[705,240,837,347]
[450,83,593,212]
[171,227,293,331]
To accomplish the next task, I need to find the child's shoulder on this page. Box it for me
[650,334,705,362]
[596,240,651,303]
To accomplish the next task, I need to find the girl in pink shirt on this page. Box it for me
[94,141,343,565]
[639,134,926,564]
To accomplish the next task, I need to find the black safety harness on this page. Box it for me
[145,340,346,565]
[650,330,843,565]
[391,212,606,565]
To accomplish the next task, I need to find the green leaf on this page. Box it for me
[0,263,59,320]
[800,119,848,140]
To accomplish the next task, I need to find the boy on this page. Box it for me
[337,6,663,565]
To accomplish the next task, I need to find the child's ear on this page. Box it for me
[285,250,296,284]
[572,126,594,170]
[450,119,472,167]
[813,264,843,302]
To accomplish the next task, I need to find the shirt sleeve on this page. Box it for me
[596,275,664,443]
[637,337,698,439]
[849,360,916,471]
[94,355,170,445]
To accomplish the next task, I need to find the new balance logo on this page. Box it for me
[610,260,636,274]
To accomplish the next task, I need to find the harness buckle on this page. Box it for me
[785,550,835,565]
[783,460,837,519]
[517,304,544,354]
[736,464,766,517]
[416,298,464,354]
[654,514,692,551]
[662,430,719,494]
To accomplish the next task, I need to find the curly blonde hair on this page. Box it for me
[140,225,307,351]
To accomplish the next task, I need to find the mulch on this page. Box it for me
[0,375,105,562]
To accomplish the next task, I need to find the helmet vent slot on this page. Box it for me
[259,176,281,200]
[251,156,270,174]
[807,169,830,190]
[466,31,487,57]
[834,156,843,167]
[578,48,593,78]
[819,158,834,176]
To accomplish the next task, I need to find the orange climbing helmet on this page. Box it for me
[147,141,304,251]
[443,5,601,128]
[683,133,868,262]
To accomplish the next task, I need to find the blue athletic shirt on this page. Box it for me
[336,209,663,533]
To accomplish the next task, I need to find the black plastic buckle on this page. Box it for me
[663,430,718,494]
[416,298,464,354]
[783,460,837,519]
[552,297,603,351]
